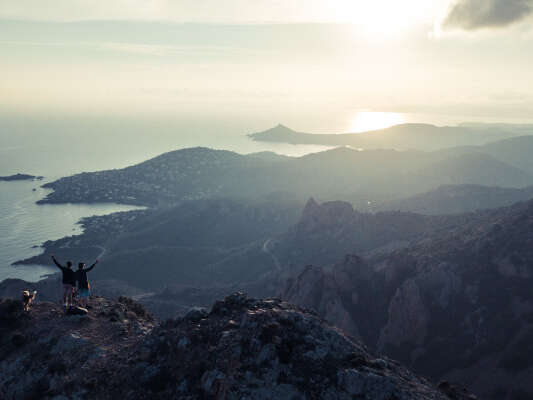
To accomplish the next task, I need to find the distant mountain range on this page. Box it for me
[38,134,533,209]
[437,135,533,175]
[248,123,531,151]
[372,184,533,215]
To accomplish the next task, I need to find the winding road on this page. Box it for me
[93,245,107,259]
[262,238,282,273]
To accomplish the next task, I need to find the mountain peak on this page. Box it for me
[248,124,301,141]
[303,196,320,212]
[268,123,296,133]
[300,198,354,223]
[0,293,467,399]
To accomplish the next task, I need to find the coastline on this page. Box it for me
[0,179,146,283]
[12,208,147,268]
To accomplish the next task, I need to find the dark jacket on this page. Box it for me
[76,262,96,290]
[52,258,76,285]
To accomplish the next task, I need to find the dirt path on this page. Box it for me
[93,245,107,259]
[262,238,282,272]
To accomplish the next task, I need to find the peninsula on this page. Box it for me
[248,123,523,151]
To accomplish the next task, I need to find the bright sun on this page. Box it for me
[332,0,434,36]
[350,111,406,133]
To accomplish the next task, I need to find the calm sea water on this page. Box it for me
[2,110,532,282]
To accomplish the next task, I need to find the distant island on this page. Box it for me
[247,123,524,151]
[0,173,43,182]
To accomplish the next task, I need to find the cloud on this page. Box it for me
[442,0,533,30]
[0,0,326,23]
[99,42,264,58]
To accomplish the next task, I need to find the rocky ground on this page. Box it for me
[0,296,154,400]
[0,292,472,400]
[283,200,533,400]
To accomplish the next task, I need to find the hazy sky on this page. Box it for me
[1,0,533,123]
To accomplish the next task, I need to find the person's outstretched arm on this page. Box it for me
[85,260,99,272]
[51,255,64,270]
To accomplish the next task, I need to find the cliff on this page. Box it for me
[283,199,533,399]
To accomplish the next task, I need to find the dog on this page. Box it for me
[22,290,37,312]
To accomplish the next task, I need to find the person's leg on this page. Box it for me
[67,286,73,307]
[79,289,87,307]
[62,285,69,306]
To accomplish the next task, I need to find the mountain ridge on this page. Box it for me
[37,145,533,208]
[248,123,524,151]
[0,293,472,399]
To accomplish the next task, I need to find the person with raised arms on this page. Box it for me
[75,259,98,308]
[51,255,76,308]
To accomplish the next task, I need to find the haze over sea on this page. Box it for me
[2,109,533,282]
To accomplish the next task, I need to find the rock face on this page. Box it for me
[378,279,430,350]
[283,256,387,346]
[284,199,533,400]
[271,198,478,269]
[0,293,465,400]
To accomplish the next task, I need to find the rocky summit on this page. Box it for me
[0,296,154,400]
[0,293,471,400]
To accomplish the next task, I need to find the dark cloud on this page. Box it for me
[443,0,533,30]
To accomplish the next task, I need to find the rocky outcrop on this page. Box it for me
[283,199,533,400]
[284,264,360,337]
[0,293,466,399]
[284,255,388,346]
[272,198,478,269]
[378,279,429,351]
[0,296,155,400]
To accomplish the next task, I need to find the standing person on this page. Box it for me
[76,260,98,308]
[51,255,76,307]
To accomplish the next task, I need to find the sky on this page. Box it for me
[1,0,533,127]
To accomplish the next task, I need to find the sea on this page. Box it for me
[2,109,532,282]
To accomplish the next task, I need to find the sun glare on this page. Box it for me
[350,111,406,132]
[332,0,434,36]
